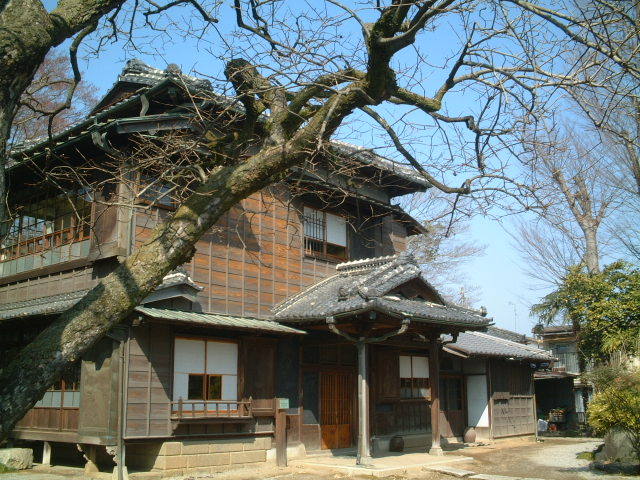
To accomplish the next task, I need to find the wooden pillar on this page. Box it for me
[275,401,288,467]
[356,341,371,465]
[428,338,443,455]
[42,441,52,466]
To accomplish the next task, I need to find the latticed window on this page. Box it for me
[0,192,92,262]
[303,206,347,261]
[399,355,430,399]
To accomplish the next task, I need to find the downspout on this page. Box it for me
[325,315,410,465]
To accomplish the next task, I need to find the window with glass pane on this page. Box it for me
[302,206,347,260]
[188,374,204,399]
[207,375,222,400]
[173,338,238,407]
[34,363,81,409]
[399,355,430,399]
[138,175,175,208]
[1,192,92,262]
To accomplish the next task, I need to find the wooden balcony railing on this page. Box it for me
[170,398,253,421]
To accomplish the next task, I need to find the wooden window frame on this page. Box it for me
[136,174,177,211]
[0,193,92,263]
[173,336,239,402]
[302,205,349,262]
[399,354,431,400]
[36,365,81,410]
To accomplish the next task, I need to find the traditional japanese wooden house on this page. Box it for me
[0,60,551,478]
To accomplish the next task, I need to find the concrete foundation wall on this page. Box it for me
[126,436,272,477]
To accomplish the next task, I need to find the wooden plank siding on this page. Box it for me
[125,323,173,438]
[132,186,408,317]
[489,359,536,438]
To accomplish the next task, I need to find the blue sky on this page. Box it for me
[54,1,556,335]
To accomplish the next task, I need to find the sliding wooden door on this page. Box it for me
[320,371,355,449]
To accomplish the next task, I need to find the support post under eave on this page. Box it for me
[428,337,443,455]
[325,316,409,466]
[357,341,371,465]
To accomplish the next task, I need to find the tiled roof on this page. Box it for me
[539,325,574,335]
[330,141,431,189]
[445,331,555,361]
[9,60,430,194]
[273,253,490,328]
[135,306,305,334]
[0,290,90,321]
[485,325,528,344]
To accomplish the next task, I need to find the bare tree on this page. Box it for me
[514,118,625,288]
[406,191,485,306]
[0,0,634,439]
[10,51,98,145]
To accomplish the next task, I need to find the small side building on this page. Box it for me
[441,330,554,442]
[532,325,593,429]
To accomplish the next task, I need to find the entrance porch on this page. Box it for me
[273,254,491,464]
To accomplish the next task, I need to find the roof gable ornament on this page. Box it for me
[336,252,437,302]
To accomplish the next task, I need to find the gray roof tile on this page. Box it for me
[273,253,490,328]
[446,331,554,361]
[0,290,90,321]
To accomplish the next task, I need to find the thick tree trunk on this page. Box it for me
[0,0,126,223]
[0,142,304,438]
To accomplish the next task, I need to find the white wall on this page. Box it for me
[466,374,490,428]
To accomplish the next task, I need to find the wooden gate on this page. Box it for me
[320,371,354,449]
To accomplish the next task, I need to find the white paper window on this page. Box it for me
[399,355,412,378]
[399,355,430,399]
[412,356,429,378]
[303,206,348,260]
[326,213,347,247]
[173,338,238,405]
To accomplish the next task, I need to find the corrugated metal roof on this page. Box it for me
[135,306,306,335]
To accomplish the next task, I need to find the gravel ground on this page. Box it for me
[2,438,635,480]
[454,437,637,480]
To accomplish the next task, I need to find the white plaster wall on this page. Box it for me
[466,374,489,428]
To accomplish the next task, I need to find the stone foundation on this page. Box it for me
[126,436,272,477]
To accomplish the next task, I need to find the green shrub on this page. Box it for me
[588,368,640,467]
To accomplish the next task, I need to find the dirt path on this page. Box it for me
[454,437,636,480]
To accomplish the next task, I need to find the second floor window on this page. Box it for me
[0,193,92,262]
[303,206,347,261]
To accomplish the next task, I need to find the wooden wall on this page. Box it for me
[125,323,173,438]
[78,337,121,444]
[371,346,430,437]
[0,266,96,305]
[489,359,536,438]
[133,186,408,317]
[124,321,283,439]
